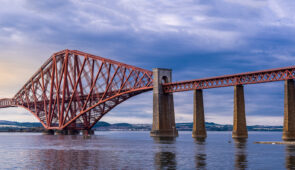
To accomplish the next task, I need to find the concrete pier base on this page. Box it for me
[55,130,68,135]
[67,129,80,135]
[55,129,81,135]
[82,129,95,135]
[42,129,55,135]
[192,89,207,139]
[232,85,248,139]
[283,80,295,141]
[150,68,178,137]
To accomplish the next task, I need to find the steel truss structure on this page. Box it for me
[0,98,14,108]
[0,50,153,130]
[163,66,295,93]
[1,49,295,130]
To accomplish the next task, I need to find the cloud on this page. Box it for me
[0,0,294,125]
[0,107,39,122]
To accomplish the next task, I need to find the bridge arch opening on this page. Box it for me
[94,91,153,124]
[161,76,169,84]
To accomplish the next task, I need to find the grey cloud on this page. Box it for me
[0,0,294,124]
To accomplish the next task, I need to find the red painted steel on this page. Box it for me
[1,49,295,130]
[0,98,15,108]
[163,66,295,93]
[0,50,153,130]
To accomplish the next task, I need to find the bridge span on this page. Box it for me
[0,50,294,140]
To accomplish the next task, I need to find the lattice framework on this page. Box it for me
[0,50,153,130]
[163,66,295,93]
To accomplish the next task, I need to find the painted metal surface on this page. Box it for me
[163,66,295,93]
[0,50,153,130]
[0,98,15,108]
[1,49,295,130]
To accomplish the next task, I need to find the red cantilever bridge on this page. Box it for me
[1,49,295,139]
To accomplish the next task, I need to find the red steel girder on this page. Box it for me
[163,66,295,93]
[0,98,15,108]
[1,49,295,130]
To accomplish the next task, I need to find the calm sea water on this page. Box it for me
[0,131,292,169]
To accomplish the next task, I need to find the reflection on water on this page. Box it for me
[153,137,177,170]
[23,135,113,169]
[286,145,295,169]
[194,138,206,169]
[38,149,100,169]
[0,132,292,169]
[234,138,248,170]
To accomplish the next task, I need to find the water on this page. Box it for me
[0,131,292,169]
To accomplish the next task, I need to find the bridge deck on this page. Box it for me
[0,98,15,108]
[163,65,295,93]
[1,49,295,130]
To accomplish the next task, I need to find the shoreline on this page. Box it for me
[0,129,285,133]
[255,141,295,145]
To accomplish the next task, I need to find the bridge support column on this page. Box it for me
[283,79,295,141]
[192,89,207,139]
[232,85,248,139]
[150,68,178,137]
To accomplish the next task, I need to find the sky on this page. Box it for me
[0,0,295,125]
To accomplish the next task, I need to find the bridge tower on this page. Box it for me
[150,68,178,137]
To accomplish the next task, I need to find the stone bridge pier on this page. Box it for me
[192,85,249,139]
[232,85,248,139]
[150,69,295,140]
[192,89,207,139]
[150,68,178,137]
[283,79,295,141]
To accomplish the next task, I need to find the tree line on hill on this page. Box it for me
[0,120,283,132]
